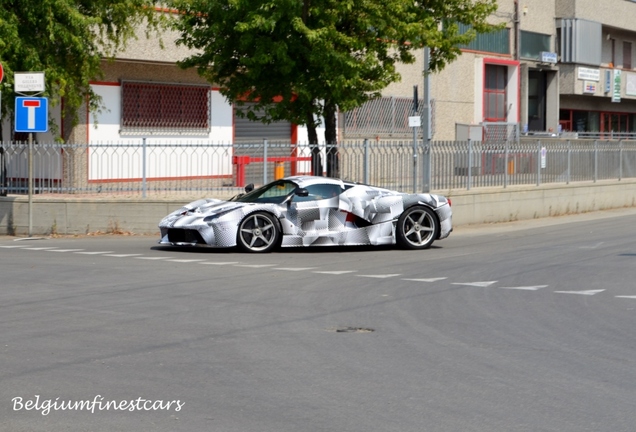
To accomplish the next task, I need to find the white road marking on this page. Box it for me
[274,267,316,271]
[234,264,277,268]
[357,274,401,279]
[199,262,240,265]
[499,285,548,291]
[0,245,28,248]
[554,289,606,296]
[135,256,173,260]
[616,296,636,299]
[402,277,447,282]
[75,251,114,255]
[22,247,58,250]
[580,242,604,249]
[452,281,498,287]
[104,254,143,257]
[313,270,357,275]
[46,249,84,252]
[167,259,207,263]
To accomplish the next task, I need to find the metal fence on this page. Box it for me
[1,138,635,197]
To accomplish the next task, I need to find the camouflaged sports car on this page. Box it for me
[158,176,452,253]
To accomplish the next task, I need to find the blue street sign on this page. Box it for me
[15,97,48,133]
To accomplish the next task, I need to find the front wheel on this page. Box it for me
[236,212,280,253]
[396,206,439,250]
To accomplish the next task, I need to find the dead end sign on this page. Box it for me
[15,97,49,133]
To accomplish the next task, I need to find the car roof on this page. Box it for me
[284,176,353,188]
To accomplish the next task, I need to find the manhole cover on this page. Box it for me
[329,327,375,333]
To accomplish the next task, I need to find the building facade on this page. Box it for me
[356,0,636,141]
[6,1,636,145]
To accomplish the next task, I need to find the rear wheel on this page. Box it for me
[236,212,280,253]
[396,206,439,250]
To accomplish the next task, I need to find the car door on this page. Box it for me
[288,183,345,244]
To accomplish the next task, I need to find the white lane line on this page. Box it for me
[313,270,357,275]
[0,245,29,248]
[274,267,316,272]
[402,277,447,282]
[46,249,84,253]
[357,274,401,279]
[167,259,207,263]
[199,262,240,265]
[451,281,498,287]
[234,264,277,268]
[616,296,636,299]
[135,256,174,260]
[499,285,548,291]
[580,242,604,249]
[104,254,143,258]
[75,251,114,255]
[554,289,606,296]
[21,247,58,250]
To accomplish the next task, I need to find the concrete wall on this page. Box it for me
[1,180,635,236]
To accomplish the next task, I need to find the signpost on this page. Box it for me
[0,63,3,118]
[411,85,419,193]
[14,71,46,237]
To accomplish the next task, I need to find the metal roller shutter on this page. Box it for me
[234,102,292,143]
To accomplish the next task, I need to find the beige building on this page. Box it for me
[365,0,636,141]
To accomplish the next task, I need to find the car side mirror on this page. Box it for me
[295,188,309,197]
[245,183,254,193]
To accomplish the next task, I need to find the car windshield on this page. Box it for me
[230,180,299,204]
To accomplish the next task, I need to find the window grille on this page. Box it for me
[343,96,428,138]
[121,81,211,135]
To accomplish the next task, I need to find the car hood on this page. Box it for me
[175,198,249,217]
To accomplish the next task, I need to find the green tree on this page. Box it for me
[170,0,498,174]
[0,0,163,139]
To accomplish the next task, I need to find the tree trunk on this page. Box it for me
[324,101,339,178]
[306,112,322,176]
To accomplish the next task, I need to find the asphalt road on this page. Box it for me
[2,208,636,432]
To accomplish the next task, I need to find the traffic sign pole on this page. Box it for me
[29,133,33,237]
[14,71,46,237]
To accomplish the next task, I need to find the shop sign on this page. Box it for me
[578,67,600,81]
[583,81,597,94]
[541,52,557,64]
[612,69,621,103]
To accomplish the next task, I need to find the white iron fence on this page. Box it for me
[1,139,635,197]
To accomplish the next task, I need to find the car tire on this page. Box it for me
[396,205,439,250]
[236,212,281,253]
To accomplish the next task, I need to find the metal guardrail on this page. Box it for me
[1,139,635,197]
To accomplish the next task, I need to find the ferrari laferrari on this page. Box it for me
[158,176,452,252]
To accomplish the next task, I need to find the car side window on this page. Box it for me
[295,184,343,202]
[245,180,298,203]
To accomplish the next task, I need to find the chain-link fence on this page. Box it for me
[1,139,635,197]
